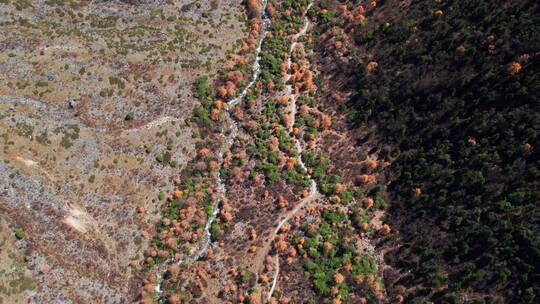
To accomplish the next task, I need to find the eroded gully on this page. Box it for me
[154,0,272,297]
[154,1,318,301]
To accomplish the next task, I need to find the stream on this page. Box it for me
[154,0,271,297]
[229,0,271,107]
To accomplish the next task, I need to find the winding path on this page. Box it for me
[124,116,180,133]
[257,3,316,302]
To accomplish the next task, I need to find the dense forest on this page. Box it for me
[317,0,540,303]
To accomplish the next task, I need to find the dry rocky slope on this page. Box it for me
[0,0,246,303]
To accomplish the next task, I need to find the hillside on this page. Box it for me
[312,0,540,302]
[0,0,245,302]
[0,0,538,303]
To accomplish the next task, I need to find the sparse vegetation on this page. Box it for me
[54,124,79,149]
[0,0,248,303]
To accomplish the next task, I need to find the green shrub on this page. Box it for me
[14,228,25,239]
[193,75,210,100]
[158,192,165,200]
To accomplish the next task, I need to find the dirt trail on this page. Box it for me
[267,255,280,300]
[124,116,180,133]
[253,3,316,302]
[284,12,311,132]
[1,94,181,134]
[262,184,320,301]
